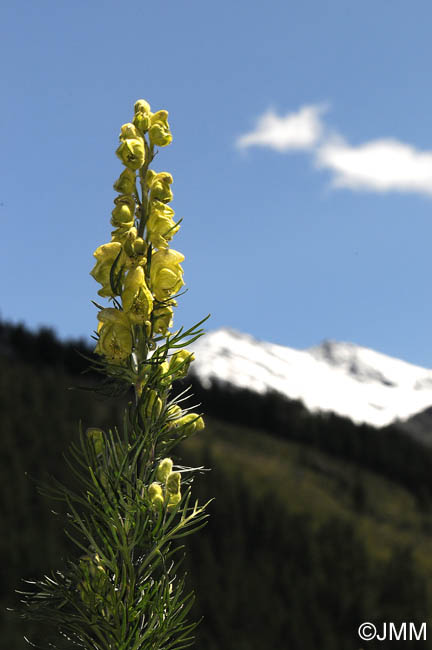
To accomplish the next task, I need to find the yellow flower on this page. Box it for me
[146,170,173,203]
[90,241,123,297]
[147,200,180,249]
[149,110,172,147]
[116,137,145,170]
[152,302,175,335]
[122,266,153,324]
[150,249,184,301]
[156,458,173,483]
[111,195,136,228]
[169,349,195,378]
[113,168,136,195]
[94,308,132,363]
[133,99,151,133]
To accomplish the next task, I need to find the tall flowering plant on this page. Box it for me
[18,100,209,649]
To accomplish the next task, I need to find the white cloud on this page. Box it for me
[316,136,432,195]
[238,103,432,196]
[236,104,326,152]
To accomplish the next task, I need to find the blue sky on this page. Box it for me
[3,0,432,366]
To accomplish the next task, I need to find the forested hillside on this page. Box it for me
[2,320,432,649]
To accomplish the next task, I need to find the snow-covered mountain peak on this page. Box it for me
[189,328,432,428]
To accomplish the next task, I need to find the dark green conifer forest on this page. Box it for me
[2,320,432,649]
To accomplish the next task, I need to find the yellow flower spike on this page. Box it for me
[133,99,152,133]
[140,389,163,420]
[156,458,173,483]
[166,471,181,495]
[122,266,153,324]
[146,170,174,203]
[150,249,184,301]
[153,302,175,335]
[169,349,195,378]
[116,137,145,171]
[147,200,180,250]
[113,168,136,195]
[119,123,140,140]
[149,110,173,147]
[94,308,132,363]
[148,482,164,508]
[90,241,123,297]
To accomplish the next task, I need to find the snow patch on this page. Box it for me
[189,329,432,428]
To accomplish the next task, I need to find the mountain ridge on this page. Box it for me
[189,328,432,430]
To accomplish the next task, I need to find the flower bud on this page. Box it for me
[156,458,173,483]
[166,404,182,426]
[149,110,172,147]
[133,99,151,133]
[174,413,205,435]
[123,232,147,269]
[154,361,171,386]
[87,428,104,455]
[148,482,163,508]
[141,389,163,420]
[134,99,151,115]
[167,492,181,511]
[166,471,181,495]
[169,349,195,378]
[153,303,174,335]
